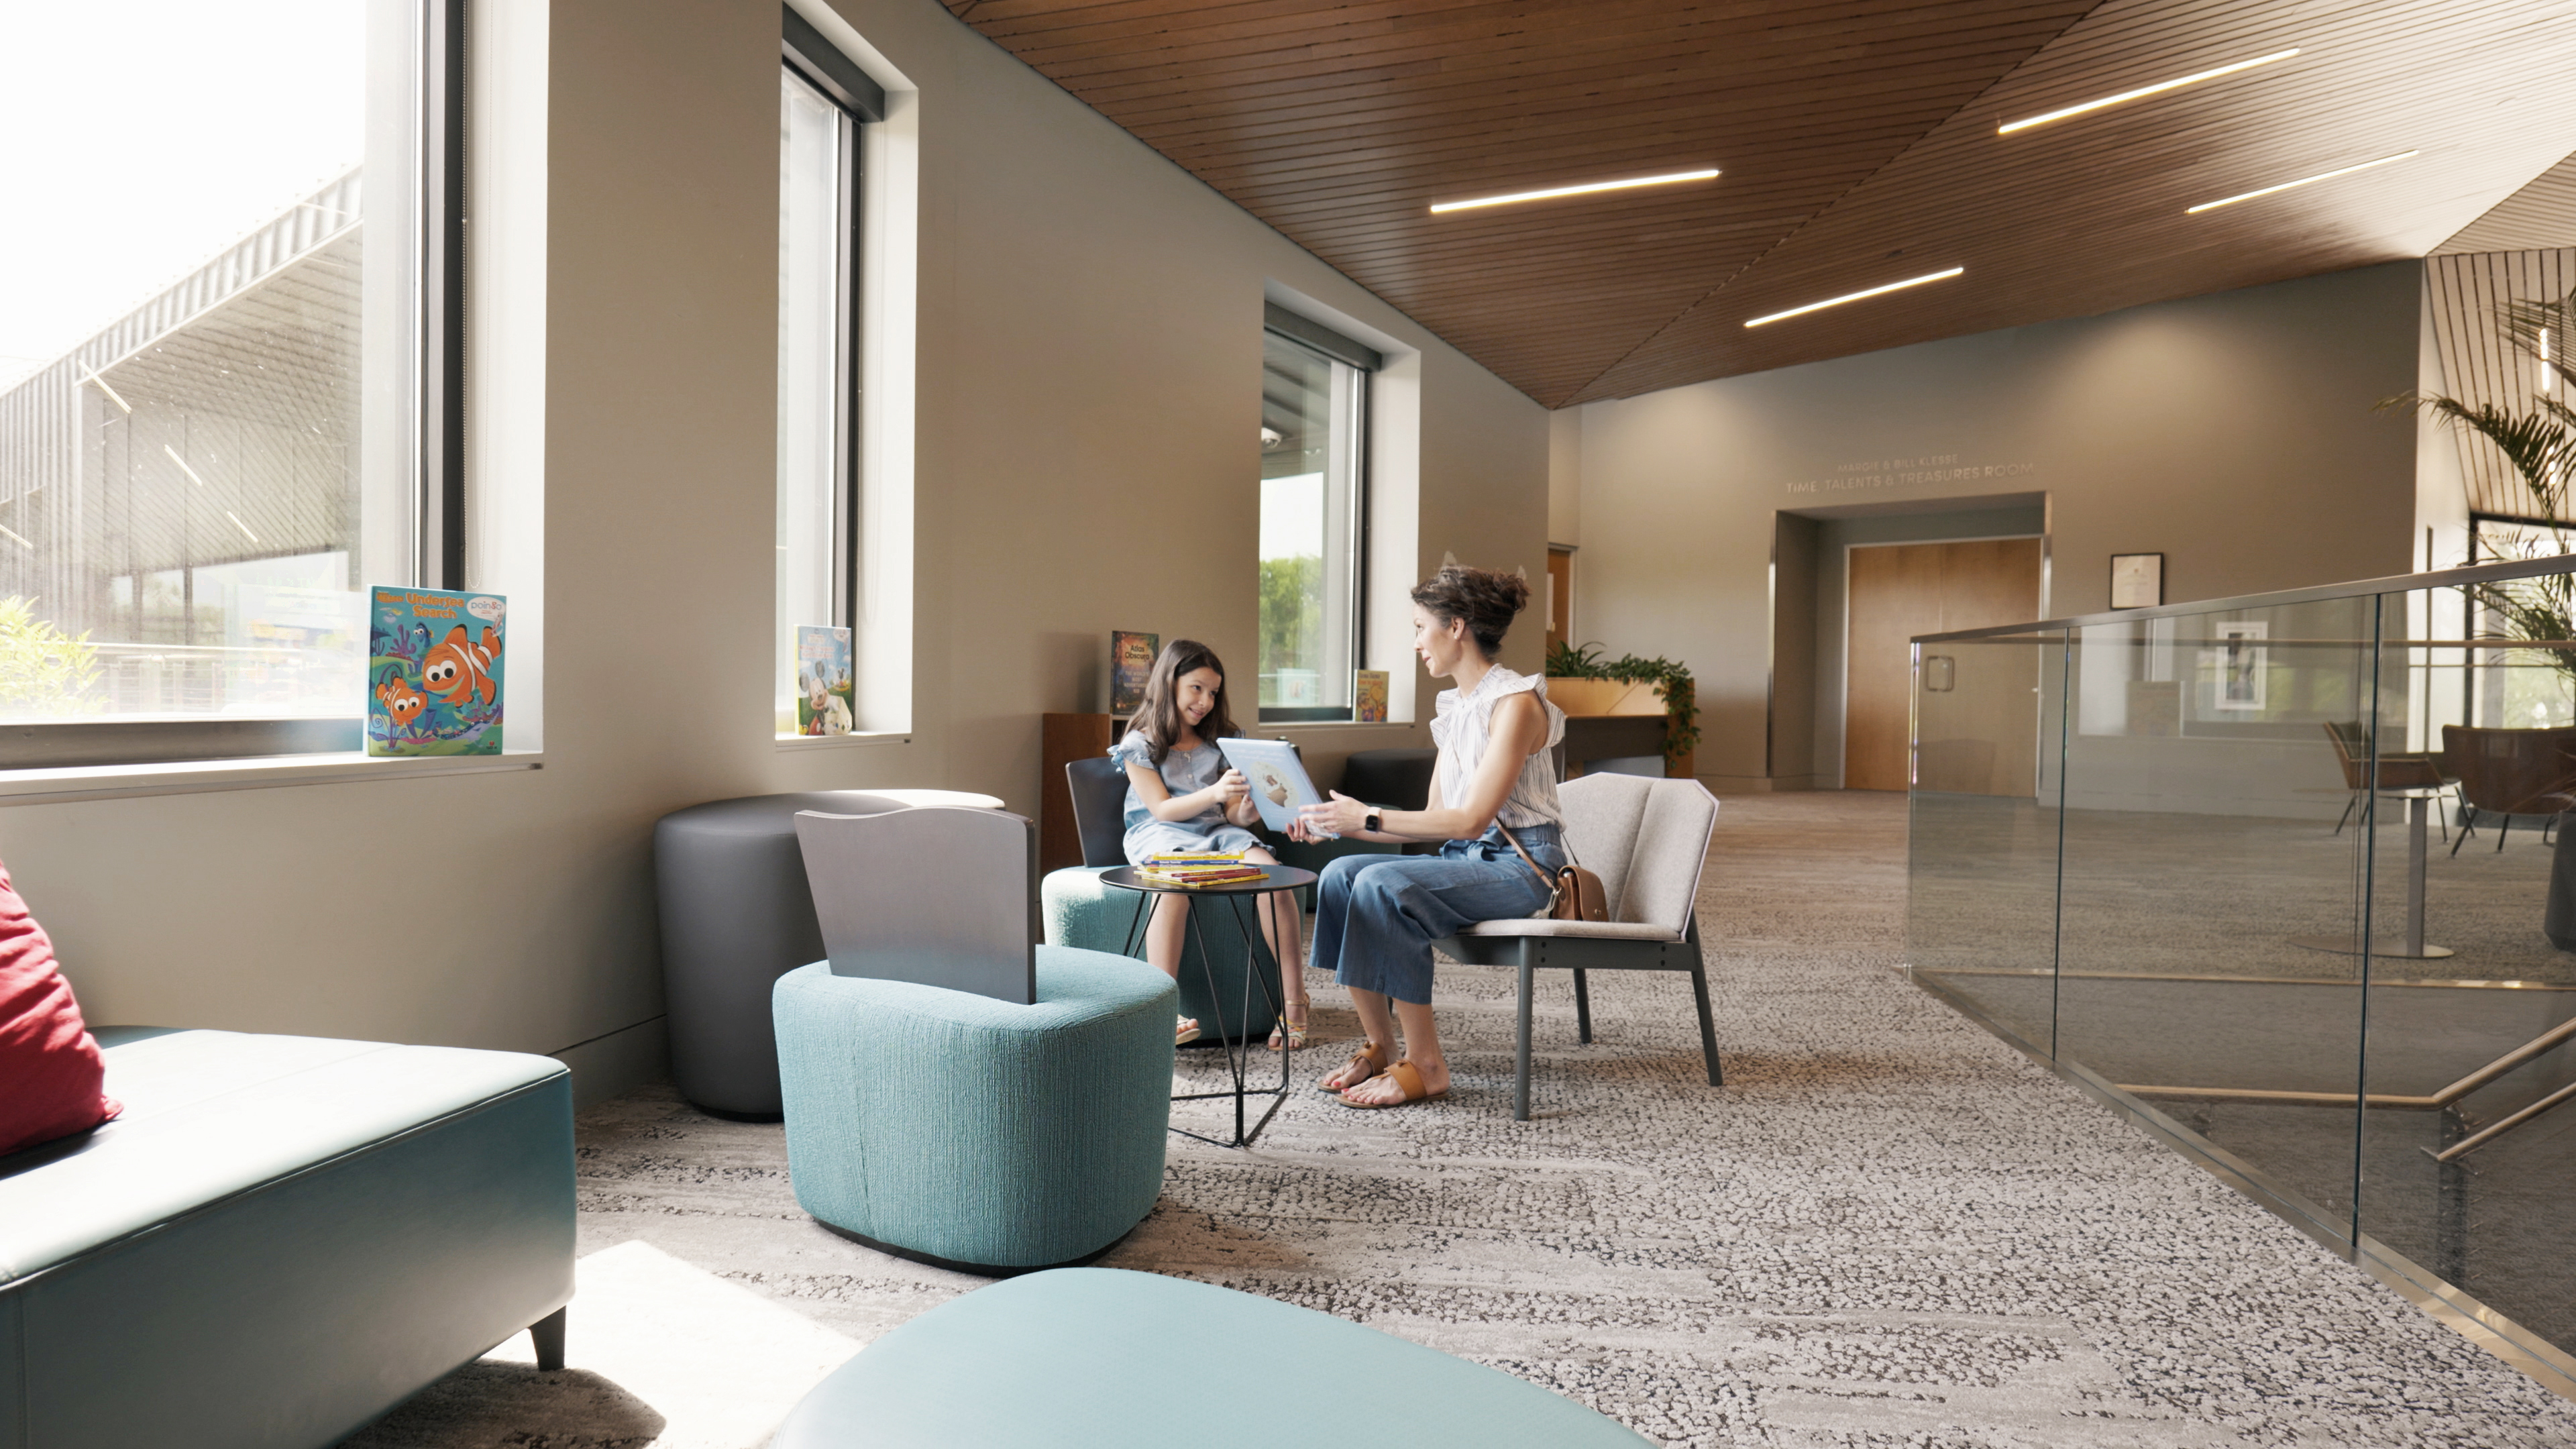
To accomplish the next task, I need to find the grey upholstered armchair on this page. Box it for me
[1434,772,1721,1120]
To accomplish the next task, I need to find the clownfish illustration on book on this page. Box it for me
[368,586,506,756]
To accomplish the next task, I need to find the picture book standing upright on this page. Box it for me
[1110,630,1158,715]
[368,587,505,756]
[796,625,855,735]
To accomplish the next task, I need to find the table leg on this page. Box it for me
[2409,792,2428,959]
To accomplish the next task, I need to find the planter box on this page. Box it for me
[1544,678,1665,716]
[1546,677,1693,780]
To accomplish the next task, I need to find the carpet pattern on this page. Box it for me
[347,792,2576,1448]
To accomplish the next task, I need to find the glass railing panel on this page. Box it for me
[2051,596,2375,1227]
[1906,628,2066,1051]
[2358,578,2576,1356]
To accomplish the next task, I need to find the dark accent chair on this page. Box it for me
[2441,724,2576,854]
[2322,722,2458,841]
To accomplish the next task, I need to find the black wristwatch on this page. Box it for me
[1364,810,1383,834]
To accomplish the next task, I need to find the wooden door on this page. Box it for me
[1845,537,2042,792]
[1545,547,1573,654]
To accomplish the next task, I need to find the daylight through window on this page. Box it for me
[1259,325,1370,721]
[0,0,439,748]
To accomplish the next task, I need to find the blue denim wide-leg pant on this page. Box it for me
[1311,826,1566,1005]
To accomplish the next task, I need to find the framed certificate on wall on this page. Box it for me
[2110,553,2163,609]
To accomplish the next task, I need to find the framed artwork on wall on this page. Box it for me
[2110,553,2163,609]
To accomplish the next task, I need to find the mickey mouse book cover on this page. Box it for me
[368,587,505,756]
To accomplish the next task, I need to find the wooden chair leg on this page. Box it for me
[531,1306,567,1372]
[1689,964,1721,1087]
[1572,969,1593,1044]
[1515,956,1536,1122]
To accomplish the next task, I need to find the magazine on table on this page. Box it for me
[1214,737,1335,837]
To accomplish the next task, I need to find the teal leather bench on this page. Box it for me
[0,1026,576,1449]
[771,1267,1655,1447]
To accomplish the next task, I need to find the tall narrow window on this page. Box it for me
[775,11,883,737]
[0,0,455,766]
[1259,310,1376,722]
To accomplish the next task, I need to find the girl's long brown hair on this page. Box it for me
[1129,639,1239,764]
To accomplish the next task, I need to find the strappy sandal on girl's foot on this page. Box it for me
[1268,1002,1311,1053]
[1318,1039,1387,1092]
[1176,1016,1202,1046]
[1340,1058,1447,1110]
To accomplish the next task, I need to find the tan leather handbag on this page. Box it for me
[1496,823,1609,922]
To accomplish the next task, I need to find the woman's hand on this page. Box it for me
[1294,790,1372,841]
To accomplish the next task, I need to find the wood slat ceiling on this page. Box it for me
[2438,148,2576,256]
[950,0,2576,407]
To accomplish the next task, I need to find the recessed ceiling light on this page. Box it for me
[1430,168,1719,215]
[1743,268,1964,328]
[1998,48,2302,135]
[2185,150,2420,213]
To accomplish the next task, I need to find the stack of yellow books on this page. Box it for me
[1135,851,1268,888]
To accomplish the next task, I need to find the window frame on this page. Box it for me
[775,9,884,737]
[0,0,468,771]
[1258,305,1379,725]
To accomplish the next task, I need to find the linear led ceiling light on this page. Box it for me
[1430,167,1719,214]
[1998,48,2302,134]
[1743,267,1965,328]
[2186,150,2420,213]
[161,444,211,489]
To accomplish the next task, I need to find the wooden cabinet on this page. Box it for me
[1040,713,1116,873]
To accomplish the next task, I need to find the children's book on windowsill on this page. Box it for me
[368,587,504,757]
[795,625,856,735]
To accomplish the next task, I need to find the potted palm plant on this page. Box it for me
[2384,293,2576,697]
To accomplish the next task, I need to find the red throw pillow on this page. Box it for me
[0,859,117,1157]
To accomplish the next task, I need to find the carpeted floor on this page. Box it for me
[343,791,2576,1448]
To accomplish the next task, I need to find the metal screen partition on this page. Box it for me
[1907,553,2576,1385]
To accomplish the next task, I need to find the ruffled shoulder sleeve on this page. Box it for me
[1108,731,1156,770]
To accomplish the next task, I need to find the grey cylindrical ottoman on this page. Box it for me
[654,792,908,1116]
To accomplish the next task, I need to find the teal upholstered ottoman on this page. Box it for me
[773,949,1175,1273]
[1040,867,1278,1043]
[770,1268,1655,1448]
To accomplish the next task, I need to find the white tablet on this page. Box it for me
[1216,737,1335,837]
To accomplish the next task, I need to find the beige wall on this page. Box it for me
[5,0,1546,1098]
[1573,262,2425,788]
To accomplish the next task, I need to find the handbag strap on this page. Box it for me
[1493,821,1561,890]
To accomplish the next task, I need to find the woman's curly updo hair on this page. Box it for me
[1411,565,1530,658]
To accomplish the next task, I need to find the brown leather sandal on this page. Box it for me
[1340,1058,1447,1109]
[1318,1038,1387,1093]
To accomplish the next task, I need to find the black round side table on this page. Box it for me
[1099,864,1316,1148]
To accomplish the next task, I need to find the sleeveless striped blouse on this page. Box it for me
[1430,665,1565,830]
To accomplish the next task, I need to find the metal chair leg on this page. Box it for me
[1515,955,1536,1122]
[2500,815,2512,852]
[2334,792,2358,835]
[1689,963,1721,1087]
[1572,969,1593,1044]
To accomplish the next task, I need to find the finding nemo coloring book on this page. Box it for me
[369,587,504,756]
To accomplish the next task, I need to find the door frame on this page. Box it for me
[1837,531,2049,790]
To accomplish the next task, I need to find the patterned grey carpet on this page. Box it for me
[345,791,2576,1448]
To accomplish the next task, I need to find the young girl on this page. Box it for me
[1111,639,1311,1050]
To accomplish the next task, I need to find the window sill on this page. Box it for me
[1260,720,1418,733]
[0,751,544,807]
[773,731,912,751]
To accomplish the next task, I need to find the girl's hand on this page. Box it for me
[1216,768,1250,806]
[1297,790,1370,839]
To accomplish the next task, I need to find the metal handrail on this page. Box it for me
[1915,550,2576,644]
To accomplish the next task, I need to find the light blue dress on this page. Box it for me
[1108,731,1264,865]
